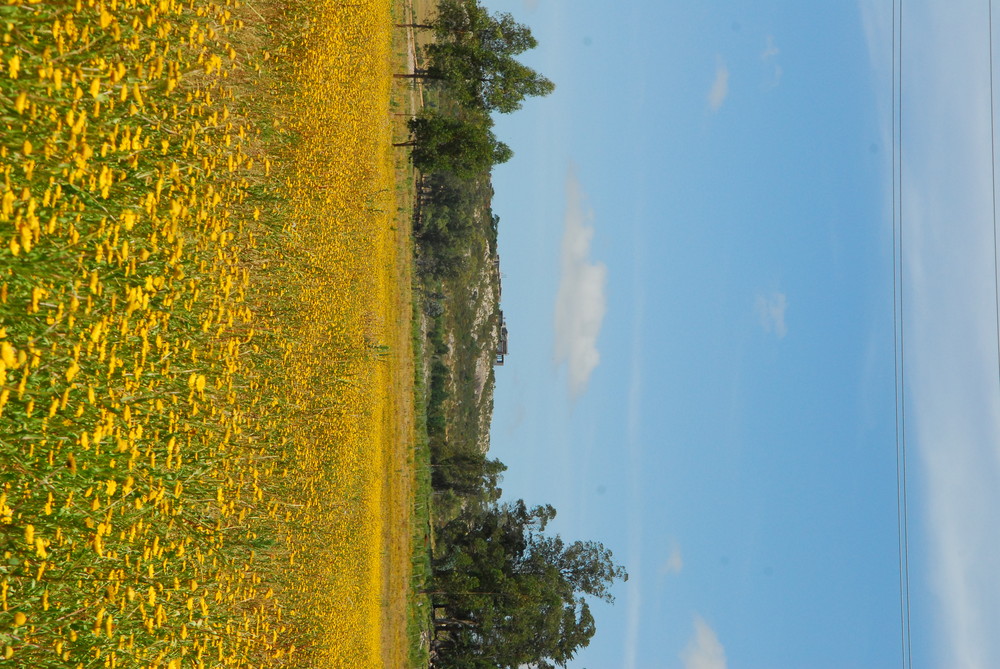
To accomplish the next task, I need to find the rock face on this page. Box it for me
[438,208,501,455]
[469,246,500,453]
[418,177,502,458]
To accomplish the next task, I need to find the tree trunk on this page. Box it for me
[420,590,501,596]
[394,72,436,80]
[396,23,434,29]
[434,617,477,630]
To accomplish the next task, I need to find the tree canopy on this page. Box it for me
[423,0,554,113]
[396,0,551,178]
[430,501,627,669]
[404,111,512,177]
[398,10,621,666]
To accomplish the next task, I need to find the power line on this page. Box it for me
[892,1,913,667]
[990,0,1000,463]
[891,0,902,663]
[890,7,1000,667]
[901,0,913,661]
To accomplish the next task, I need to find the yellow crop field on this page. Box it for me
[0,0,407,667]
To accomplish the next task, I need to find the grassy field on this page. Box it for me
[0,0,415,667]
[389,1,435,667]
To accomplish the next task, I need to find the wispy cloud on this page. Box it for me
[708,56,729,111]
[554,170,607,397]
[623,232,644,669]
[761,34,779,60]
[522,0,540,10]
[755,291,788,338]
[623,571,641,669]
[659,544,683,575]
[861,1,1000,666]
[681,616,728,669]
[761,35,782,88]
[623,270,643,669]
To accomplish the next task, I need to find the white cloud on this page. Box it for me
[861,1,1000,666]
[761,35,782,88]
[554,171,607,397]
[659,544,683,575]
[708,56,729,111]
[754,291,788,338]
[761,34,779,60]
[681,616,728,669]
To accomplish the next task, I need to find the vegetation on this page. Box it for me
[430,502,626,669]
[409,0,555,113]
[0,0,408,667]
[0,0,620,665]
[400,111,512,178]
[398,2,628,669]
[395,0,553,175]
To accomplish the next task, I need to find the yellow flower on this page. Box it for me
[0,343,16,368]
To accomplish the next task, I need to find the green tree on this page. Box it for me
[430,501,626,669]
[432,0,538,56]
[396,0,554,113]
[423,39,554,113]
[432,452,506,504]
[397,111,512,177]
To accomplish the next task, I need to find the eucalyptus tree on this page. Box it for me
[395,0,555,113]
[396,110,512,177]
[430,500,627,669]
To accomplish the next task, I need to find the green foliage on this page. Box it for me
[426,0,554,113]
[426,315,451,438]
[407,111,512,177]
[406,5,623,669]
[429,501,626,669]
[396,0,551,183]
[413,171,492,280]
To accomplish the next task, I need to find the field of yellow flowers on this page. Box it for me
[0,0,410,666]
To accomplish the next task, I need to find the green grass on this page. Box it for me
[408,299,433,668]
[391,0,434,664]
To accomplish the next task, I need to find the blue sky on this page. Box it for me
[481,1,1000,668]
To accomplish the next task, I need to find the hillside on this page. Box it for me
[415,171,502,519]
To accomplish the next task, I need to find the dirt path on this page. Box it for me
[404,0,423,113]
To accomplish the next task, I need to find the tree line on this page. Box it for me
[399,3,628,669]
[400,0,553,280]
[395,0,553,177]
[427,500,627,669]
